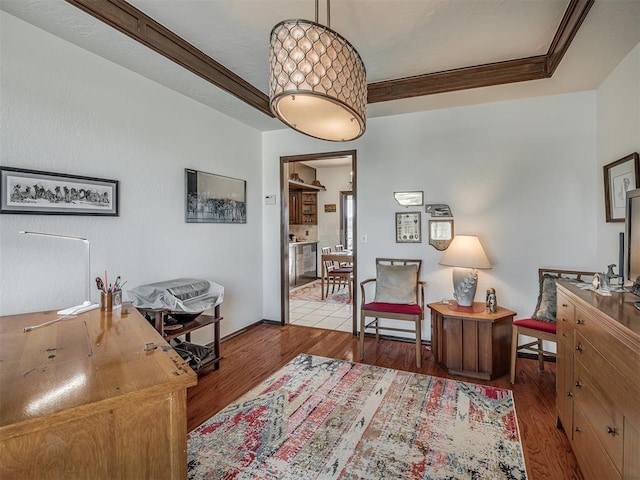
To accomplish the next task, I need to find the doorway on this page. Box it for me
[280,150,357,335]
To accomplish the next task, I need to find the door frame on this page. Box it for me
[280,150,358,335]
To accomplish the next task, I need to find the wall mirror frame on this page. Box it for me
[429,219,454,250]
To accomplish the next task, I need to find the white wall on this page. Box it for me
[0,12,263,340]
[596,43,640,274]
[263,92,599,339]
[317,165,351,250]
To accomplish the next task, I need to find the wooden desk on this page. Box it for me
[0,306,197,479]
[428,302,515,380]
[321,251,353,301]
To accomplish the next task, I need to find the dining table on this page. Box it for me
[321,251,354,301]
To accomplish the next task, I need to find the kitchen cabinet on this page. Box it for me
[288,191,317,225]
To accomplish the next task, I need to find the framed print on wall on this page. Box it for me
[604,152,640,222]
[396,211,421,243]
[185,168,247,223]
[0,166,119,216]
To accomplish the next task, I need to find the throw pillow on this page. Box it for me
[532,274,558,322]
[374,264,418,304]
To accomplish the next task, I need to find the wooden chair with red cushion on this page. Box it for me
[359,258,426,368]
[509,268,595,384]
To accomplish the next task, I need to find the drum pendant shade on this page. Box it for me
[269,19,367,142]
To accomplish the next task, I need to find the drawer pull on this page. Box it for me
[562,303,569,307]
[574,381,582,388]
[576,319,585,325]
[566,391,573,397]
[575,426,581,433]
[606,426,616,436]
[575,344,583,352]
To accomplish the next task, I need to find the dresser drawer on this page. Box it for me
[574,304,640,384]
[574,358,623,472]
[557,291,575,349]
[573,405,622,480]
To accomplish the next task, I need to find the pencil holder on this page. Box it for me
[101,292,113,311]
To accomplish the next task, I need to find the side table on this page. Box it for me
[428,301,515,380]
[138,304,222,372]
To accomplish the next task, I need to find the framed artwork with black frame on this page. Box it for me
[185,168,247,223]
[395,211,421,243]
[604,152,640,222]
[0,166,118,216]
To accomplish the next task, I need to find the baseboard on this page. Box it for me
[224,323,555,361]
[261,319,282,326]
[220,319,270,343]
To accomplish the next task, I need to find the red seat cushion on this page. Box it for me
[362,302,422,315]
[513,318,556,334]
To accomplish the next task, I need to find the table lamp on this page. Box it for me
[439,234,492,307]
[20,231,100,315]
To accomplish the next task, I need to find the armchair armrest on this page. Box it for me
[360,278,376,302]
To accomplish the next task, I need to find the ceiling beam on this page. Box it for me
[367,57,547,104]
[65,0,592,114]
[65,0,273,117]
[546,0,595,75]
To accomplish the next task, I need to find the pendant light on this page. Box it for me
[269,0,367,141]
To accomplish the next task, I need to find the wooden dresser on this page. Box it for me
[0,306,197,479]
[556,280,640,480]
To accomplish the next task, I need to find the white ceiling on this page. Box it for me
[2,1,639,133]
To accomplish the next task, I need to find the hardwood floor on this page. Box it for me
[187,324,583,480]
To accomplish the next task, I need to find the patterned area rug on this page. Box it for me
[289,279,351,304]
[187,354,527,479]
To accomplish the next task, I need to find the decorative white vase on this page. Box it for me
[452,268,478,307]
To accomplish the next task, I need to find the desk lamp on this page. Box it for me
[439,235,492,307]
[20,231,100,315]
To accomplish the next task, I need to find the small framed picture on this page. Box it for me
[0,166,118,216]
[394,191,423,206]
[604,153,640,222]
[425,204,452,217]
[396,211,421,243]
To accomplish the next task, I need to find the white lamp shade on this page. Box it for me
[439,235,492,269]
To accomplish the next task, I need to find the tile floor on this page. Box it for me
[289,298,353,332]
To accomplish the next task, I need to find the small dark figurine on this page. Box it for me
[486,287,497,313]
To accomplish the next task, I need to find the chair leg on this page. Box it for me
[415,318,422,368]
[375,318,380,342]
[347,276,352,303]
[537,339,545,371]
[510,326,519,384]
[359,311,366,360]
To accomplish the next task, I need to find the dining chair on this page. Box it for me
[360,258,426,368]
[509,268,595,384]
[321,246,352,300]
[334,244,352,267]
